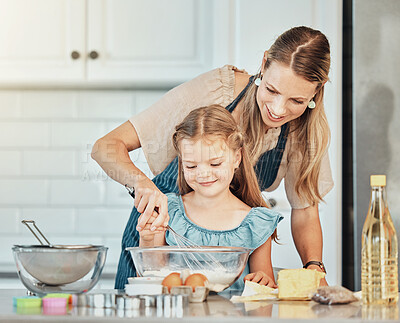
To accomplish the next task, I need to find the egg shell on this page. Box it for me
[184,273,208,292]
[162,272,183,292]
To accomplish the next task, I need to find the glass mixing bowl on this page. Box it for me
[127,246,251,292]
[13,245,108,296]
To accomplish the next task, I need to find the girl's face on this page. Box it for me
[256,61,318,130]
[180,137,241,198]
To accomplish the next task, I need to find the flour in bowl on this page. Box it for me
[142,269,238,292]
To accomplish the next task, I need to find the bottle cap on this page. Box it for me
[370,175,386,187]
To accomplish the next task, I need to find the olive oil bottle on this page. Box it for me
[361,175,398,304]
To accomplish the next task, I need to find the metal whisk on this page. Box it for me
[124,184,225,271]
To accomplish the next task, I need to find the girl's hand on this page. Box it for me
[134,176,169,232]
[244,271,277,288]
[138,211,166,246]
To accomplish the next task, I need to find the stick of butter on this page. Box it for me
[278,268,325,300]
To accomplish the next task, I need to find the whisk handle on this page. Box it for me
[125,184,135,198]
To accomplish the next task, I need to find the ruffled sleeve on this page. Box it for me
[165,193,283,253]
[237,208,283,253]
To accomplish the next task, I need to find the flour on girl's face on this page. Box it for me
[180,138,241,199]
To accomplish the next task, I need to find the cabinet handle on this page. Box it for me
[71,51,80,60]
[89,51,99,59]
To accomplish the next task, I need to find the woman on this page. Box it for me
[92,26,334,289]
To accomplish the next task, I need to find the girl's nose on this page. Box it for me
[196,167,211,178]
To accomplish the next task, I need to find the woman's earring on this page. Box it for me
[254,74,263,86]
[308,100,316,109]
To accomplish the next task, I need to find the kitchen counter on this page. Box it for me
[0,289,399,322]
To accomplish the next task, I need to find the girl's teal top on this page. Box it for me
[165,193,283,291]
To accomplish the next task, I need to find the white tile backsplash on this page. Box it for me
[22,150,76,176]
[0,91,20,118]
[0,122,50,148]
[49,179,105,205]
[0,208,19,234]
[0,151,21,176]
[0,179,48,205]
[105,180,135,207]
[77,91,134,119]
[103,237,124,268]
[0,89,168,273]
[50,121,105,148]
[21,91,77,118]
[76,207,130,235]
[19,208,75,235]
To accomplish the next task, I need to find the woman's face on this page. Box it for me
[256,61,318,130]
[180,137,241,198]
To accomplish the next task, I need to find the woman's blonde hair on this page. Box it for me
[241,26,331,205]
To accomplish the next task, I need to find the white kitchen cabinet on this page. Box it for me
[0,0,85,82]
[0,0,215,86]
[87,0,213,85]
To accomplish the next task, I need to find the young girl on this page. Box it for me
[139,105,283,290]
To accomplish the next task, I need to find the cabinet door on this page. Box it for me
[87,0,214,85]
[0,0,85,83]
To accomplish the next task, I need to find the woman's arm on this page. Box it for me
[91,121,169,230]
[291,204,328,285]
[244,237,277,287]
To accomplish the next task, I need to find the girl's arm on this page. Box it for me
[139,211,167,247]
[291,204,328,286]
[91,121,169,231]
[245,237,277,287]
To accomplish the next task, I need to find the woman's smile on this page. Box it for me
[265,104,285,121]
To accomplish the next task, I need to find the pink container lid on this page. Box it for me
[42,297,67,308]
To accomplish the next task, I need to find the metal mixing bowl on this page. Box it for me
[127,246,250,292]
[13,245,107,295]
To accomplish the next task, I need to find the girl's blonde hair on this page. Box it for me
[172,105,266,209]
[241,26,331,205]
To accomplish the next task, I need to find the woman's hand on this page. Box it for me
[91,121,169,233]
[244,271,277,288]
[306,264,328,286]
[134,176,169,232]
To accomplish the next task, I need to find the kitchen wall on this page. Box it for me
[0,0,343,286]
[0,89,166,275]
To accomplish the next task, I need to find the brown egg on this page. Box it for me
[162,272,182,292]
[184,273,208,292]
